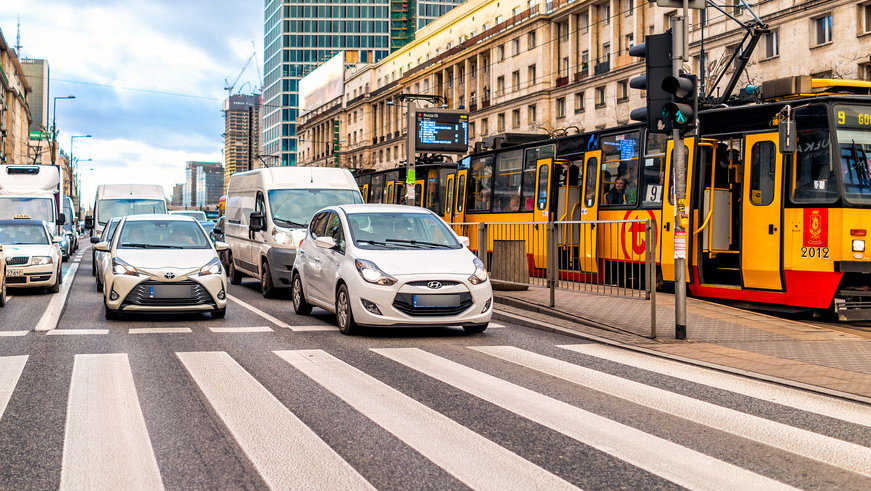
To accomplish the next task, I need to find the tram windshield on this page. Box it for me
[834,104,871,205]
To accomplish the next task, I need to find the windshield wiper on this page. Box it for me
[120,243,182,249]
[356,239,392,248]
[385,239,453,249]
[274,218,307,228]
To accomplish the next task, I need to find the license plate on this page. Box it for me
[413,294,461,308]
[7,269,24,277]
[148,285,193,298]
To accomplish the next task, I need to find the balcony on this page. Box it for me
[594,62,610,76]
[556,76,569,87]
[574,71,589,83]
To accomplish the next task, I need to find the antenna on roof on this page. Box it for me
[14,15,22,55]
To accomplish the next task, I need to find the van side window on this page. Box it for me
[255,192,266,216]
[309,212,329,238]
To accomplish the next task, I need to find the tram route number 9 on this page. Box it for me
[800,246,830,258]
[837,110,871,126]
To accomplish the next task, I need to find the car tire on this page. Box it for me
[62,254,69,263]
[292,273,312,315]
[336,284,359,335]
[96,276,103,293]
[228,254,243,285]
[0,281,6,308]
[211,308,226,319]
[48,267,62,294]
[104,302,119,320]
[91,252,96,276]
[260,260,278,299]
[463,323,488,334]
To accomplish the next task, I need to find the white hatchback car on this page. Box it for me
[292,204,493,334]
[95,214,229,320]
[0,219,63,293]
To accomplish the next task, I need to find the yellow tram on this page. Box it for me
[358,81,871,320]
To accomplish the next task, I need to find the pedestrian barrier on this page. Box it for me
[452,220,657,338]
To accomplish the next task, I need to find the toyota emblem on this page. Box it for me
[427,281,442,289]
[164,272,176,279]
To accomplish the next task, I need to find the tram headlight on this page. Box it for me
[853,239,865,253]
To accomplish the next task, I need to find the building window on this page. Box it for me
[860,63,871,81]
[617,80,629,101]
[763,29,779,59]
[528,104,537,124]
[482,117,489,135]
[602,3,611,25]
[528,30,536,49]
[863,3,871,34]
[497,44,505,61]
[512,70,520,90]
[562,57,569,77]
[556,98,566,119]
[497,113,506,131]
[813,14,833,46]
[575,91,585,113]
[595,86,606,108]
[625,34,634,51]
[470,122,476,137]
[581,50,590,72]
[602,43,611,64]
[528,65,537,87]
[497,76,505,96]
[512,109,521,128]
[512,38,520,56]
[626,0,635,15]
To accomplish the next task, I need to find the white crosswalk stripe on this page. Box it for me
[560,344,871,427]
[177,351,374,490]
[276,349,578,491]
[0,355,27,420]
[372,347,793,491]
[474,345,871,477]
[61,353,164,490]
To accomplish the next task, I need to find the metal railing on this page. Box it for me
[452,220,657,338]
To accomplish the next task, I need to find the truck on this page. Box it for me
[86,184,167,236]
[0,164,65,234]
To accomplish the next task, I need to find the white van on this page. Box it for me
[0,165,63,229]
[222,167,362,297]
[86,184,166,236]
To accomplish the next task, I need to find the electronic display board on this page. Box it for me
[411,109,469,153]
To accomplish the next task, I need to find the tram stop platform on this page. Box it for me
[492,287,871,403]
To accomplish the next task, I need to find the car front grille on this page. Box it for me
[5,256,28,266]
[404,280,461,288]
[392,292,473,317]
[123,280,213,307]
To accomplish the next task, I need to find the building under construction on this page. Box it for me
[223,93,262,192]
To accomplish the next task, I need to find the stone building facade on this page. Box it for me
[298,0,871,170]
[0,29,33,165]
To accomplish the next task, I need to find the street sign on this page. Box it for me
[655,0,706,9]
[410,109,469,153]
[406,168,416,184]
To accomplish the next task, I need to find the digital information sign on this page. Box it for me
[411,109,469,153]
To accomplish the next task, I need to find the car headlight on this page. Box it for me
[354,259,397,286]
[468,257,489,285]
[272,229,295,247]
[198,257,223,276]
[112,257,138,276]
[31,256,54,265]
[854,239,865,252]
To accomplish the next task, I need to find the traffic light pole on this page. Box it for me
[671,5,688,340]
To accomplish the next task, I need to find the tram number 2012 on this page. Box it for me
[800,247,830,258]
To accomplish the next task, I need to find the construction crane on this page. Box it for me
[224,42,261,95]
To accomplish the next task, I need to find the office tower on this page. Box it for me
[224,94,262,189]
[184,161,223,208]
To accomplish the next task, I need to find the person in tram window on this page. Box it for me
[606,177,628,204]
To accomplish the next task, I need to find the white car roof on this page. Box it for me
[122,214,197,222]
[337,204,433,214]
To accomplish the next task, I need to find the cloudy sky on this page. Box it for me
[0,0,262,208]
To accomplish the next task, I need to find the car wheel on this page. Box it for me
[104,301,119,320]
[91,252,96,276]
[96,275,103,293]
[0,281,6,307]
[292,273,312,315]
[260,260,277,299]
[336,284,359,335]
[463,323,489,334]
[228,254,243,285]
[49,266,62,294]
[211,308,226,319]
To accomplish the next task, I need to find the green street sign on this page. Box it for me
[406,168,416,184]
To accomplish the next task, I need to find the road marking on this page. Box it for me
[129,327,193,334]
[226,294,292,329]
[61,354,164,490]
[276,349,577,490]
[209,326,273,333]
[34,261,80,331]
[0,355,27,420]
[46,329,109,336]
[475,346,871,477]
[561,344,871,427]
[177,351,374,490]
[0,331,29,337]
[290,324,335,332]
[373,348,791,491]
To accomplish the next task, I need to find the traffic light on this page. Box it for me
[629,32,672,134]
[662,73,698,130]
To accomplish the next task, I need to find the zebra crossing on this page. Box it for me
[1,344,869,489]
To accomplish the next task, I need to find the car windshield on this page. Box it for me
[268,189,362,228]
[0,224,49,245]
[172,211,208,221]
[346,212,461,250]
[117,220,211,249]
[0,197,55,222]
[97,199,166,225]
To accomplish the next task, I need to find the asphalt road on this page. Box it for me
[0,247,869,490]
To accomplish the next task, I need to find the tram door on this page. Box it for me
[579,150,602,273]
[532,159,553,224]
[454,169,468,224]
[443,173,455,222]
[360,184,369,203]
[661,137,696,282]
[741,133,783,290]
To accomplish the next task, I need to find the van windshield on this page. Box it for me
[97,199,166,225]
[0,197,55,222]
[267,189,362,228]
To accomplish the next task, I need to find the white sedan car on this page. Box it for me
[95,214,229,320]
[292,204,492,334]
[0,219,63,293]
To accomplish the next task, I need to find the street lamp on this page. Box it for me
[69,135,91,210]
[51,95,76,167]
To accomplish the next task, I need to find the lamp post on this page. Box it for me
[51,95,76,160]
[72,158,92,213]
[70,135,91,207]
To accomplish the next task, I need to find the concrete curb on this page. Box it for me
[493,308,871,406]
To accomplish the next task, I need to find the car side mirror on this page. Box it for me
[315,236,336,249]
[214,241,230,252]
[94,242,110,252]
[85,216,95,230]
[56,213,66,225]
[458,236,470,247]
[212,227,222,235]
[249,212,266,232]
[52,236,64,244]
[90,236,100,244]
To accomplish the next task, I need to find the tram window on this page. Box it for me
[642,133,668,206]
[493,150,524,212]
[522,145,555,211]
[370,175,384,203]
[415,184,422,205]
[536,165,549,210]
[792,128,839,204]
[584,156,598,207]
[600,132,641,206]
[468,156,494,212]
[750,141,776,206]
[445,180,454,215]
[456,175,466,212]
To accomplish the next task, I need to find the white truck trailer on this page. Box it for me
[0,164,64,228]
[86,184,167,236]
